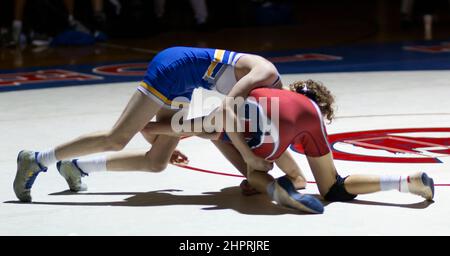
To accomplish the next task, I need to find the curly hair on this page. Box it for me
[288,79,336,123]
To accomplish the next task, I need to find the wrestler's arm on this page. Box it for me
[217,61,279,171]
[142,121,306,189]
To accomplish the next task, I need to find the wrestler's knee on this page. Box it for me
[323,175,357,202]
[142,156,168,173]
[104,132,131,151]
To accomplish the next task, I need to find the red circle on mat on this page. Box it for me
[292,127,450,164]
[93,63,147,76]
[178,128,450,186]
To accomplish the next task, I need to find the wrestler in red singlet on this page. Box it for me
[221,88,330,160]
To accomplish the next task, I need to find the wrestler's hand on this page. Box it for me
[245,155,273,172]
[170,149,189,165]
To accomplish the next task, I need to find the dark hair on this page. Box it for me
[288,79,336,123]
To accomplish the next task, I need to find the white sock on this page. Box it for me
[75,156,107,174]
[380,175,410,193]
[37,149,57,167]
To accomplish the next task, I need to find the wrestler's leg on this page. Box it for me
[14,90,163,202]
[247,167,324,214]
[275,151,307,189]
[211,140,247,176]
[55,90,162,160]
[307,153,434,201]
[107,107,180,172]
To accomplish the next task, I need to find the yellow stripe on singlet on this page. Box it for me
[214,49,225,62]
[139,81,172,105]
[205,62,218,78]
[139,81,189,108]
[205,49,226,78]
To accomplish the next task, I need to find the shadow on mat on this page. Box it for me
[4,187,433,213]
[4,186,316,216]
[341,198,434,209]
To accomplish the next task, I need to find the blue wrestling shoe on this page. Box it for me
[269,176,324,214]
[57,160,88,192]
[13,150,48,202]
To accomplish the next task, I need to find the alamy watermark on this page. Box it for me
[169,90,280,142]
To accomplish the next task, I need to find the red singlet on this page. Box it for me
[221,88,331,160]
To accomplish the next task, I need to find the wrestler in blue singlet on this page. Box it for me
[138,46,247,108]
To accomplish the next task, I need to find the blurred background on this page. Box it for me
[1,1,450,236]
[0,0,449,69]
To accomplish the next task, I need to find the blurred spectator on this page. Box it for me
[401,0,414,28]
[400,0,440,40]
[63,0,109,41]
[251,0,293,26]
[0,0,28,46]
[416,0,439,40]
[12,0,27,45]
[64,0,90,34]
[0,0,107,47]
[1,0,53,47]
[0,0,11,46]
[154,0,209,31]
